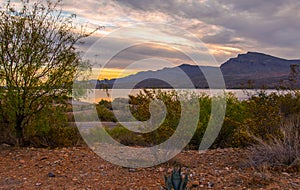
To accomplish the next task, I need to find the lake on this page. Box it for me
[80,89,280,103]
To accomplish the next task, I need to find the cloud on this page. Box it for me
[116,0,300,59]
[59,0,300,69]
[202,29,240,45]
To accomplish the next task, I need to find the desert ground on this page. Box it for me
[0,145,299,189]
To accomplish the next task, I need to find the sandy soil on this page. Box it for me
[0,146,299,189]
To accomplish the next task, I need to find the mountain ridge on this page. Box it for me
[96,52,300,89]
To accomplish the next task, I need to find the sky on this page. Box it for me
[5,0,300,80]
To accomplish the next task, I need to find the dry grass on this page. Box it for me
[248,115,300,171]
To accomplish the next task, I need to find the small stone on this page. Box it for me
[208,182,214,188]
[192,180,199,187]
[53,160,60,164]
[72,178,78,182]
[48,172,55,177]
[129,168,136,172]
[19,160,25,164]
[80,173,88,177]
[35,182,42,186]
[39,156,48,161]
[253,172,263,178]
[290,182,299,187]
[158,167,165,172]
[282,172,290,177]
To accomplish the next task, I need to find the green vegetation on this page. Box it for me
[0,0,298,173]
[0,0,96,146]
[100,89,300,171]
[163,167,188,190]
[101,89,300,150]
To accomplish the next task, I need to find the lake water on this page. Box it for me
[81,89,280,103]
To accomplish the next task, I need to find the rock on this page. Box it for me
[48,172,55,177]
[80,173,88,177]
[72,178,78,182]
[208,182,214,188]
[53,160,60,164]
[282,172,290,177]
[253,172,263,178]
[35,182,42,186]
[191,180,199,187]
[39,156,48,161]
[19,160,25,164]
[128,168,136,172]
[290,182,299,188]
[158,167,165,172]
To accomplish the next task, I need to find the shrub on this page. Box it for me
[243,91,282,141]
[96,104,117,122]
[128,89,180,146]
[96,89,300,151]
[26,106,82,147]
[213,93,248,148]
[248,115,300,172]
[107,124,146,146]
[189,94,211,148]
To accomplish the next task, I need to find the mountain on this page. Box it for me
[96,52,300,89]
[221,52,300,88]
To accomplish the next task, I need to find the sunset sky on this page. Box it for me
[7,0,300,80]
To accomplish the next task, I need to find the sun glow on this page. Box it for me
[91,68,139,80]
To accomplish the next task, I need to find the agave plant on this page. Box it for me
[162,167,188,190]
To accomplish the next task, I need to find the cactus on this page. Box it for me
[162,167,188,190]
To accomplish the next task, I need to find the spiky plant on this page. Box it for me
[162,167,188,190]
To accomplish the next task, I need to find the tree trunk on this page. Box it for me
[15,118,24,147]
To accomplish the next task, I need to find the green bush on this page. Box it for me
[113,89,300,149]
[133,90,186,145]
[243,91,282,141]
[107,125,146,146]
[213,93,247,148]
[3,88,297,149]
[96,104,117,122]
[25,106,82,147]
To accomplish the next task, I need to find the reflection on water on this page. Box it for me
[80,89,280,103]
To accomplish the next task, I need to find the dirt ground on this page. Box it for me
[0,145,299,189]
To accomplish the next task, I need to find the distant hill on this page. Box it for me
[221,52,300,88]
[96,52,300,89]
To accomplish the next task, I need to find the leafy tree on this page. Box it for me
[0,0,97,146]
